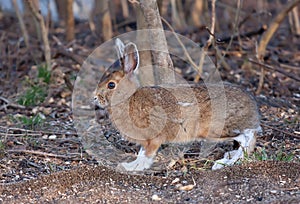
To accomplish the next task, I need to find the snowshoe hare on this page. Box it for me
[94,38,261,171]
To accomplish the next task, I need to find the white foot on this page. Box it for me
[119,148,154,171]
[212,128,259,170]
[212,149,243,170]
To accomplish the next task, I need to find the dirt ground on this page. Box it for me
[0,1,300,203]
[0,161,299,203]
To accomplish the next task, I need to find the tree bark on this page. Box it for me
[12,0,30,49]
[23,0,40,39]
[139,0,175,84]
[135,4,155,86]
[65,0,74,41]
[92,0,113,41]
[24,0,51,70]
[55,0,66,26]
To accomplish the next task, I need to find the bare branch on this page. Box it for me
[257,0,300,60]
[195,0,216,82]
[248,59,300,82]
[7,149,78,159]
[207,0,216,47]
[256,0,300,94]
[0,96,26,111]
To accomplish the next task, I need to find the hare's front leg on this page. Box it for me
[119,139,161,171]
[119,148,154,171]
[212,127,260,170]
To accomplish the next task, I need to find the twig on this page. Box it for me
[161,17,199,71]
[238,11,271,28]
[248,59,300,82]
[7,149,78,159]
[224,0,241,56]
[261,123,300,139]
[0,133,41,137]
[63,74,74,92]
[219,26,267,43]
[128,0,140,4]
[257,0,300,59]
[256,0,300,94]
[215,47,232,72]
[208,0,216,43]
[288,4,300,35]
[0,126,77,136]
[279,63,300,70]
[195,0,216,82]
[0,96,26,110]
[54,47,84,65]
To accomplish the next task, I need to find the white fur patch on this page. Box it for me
[119,148,154,171]
[212,127,260,170]
[177,102,194,107]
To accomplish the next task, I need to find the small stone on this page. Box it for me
[270,190,277,194]
[167,159,177,169]
[48,135,57,140]
[171,178,180,184]
[32,107,39,114]
[42,107,52,115]
[38,112,46,120]
[48,97,55,103]
[178,184,195,191]
[152,194,161,201]
[60,91,71,98]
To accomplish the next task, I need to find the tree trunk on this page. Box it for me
[135,4,155,86]
[55,0,66,26]
[23,0,40,39]
[66,0,74,41]
[190,0,205,27]
[92,0,113,41]
[24,0,51,70]
[139,0,175,84]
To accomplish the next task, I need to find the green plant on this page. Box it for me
[17,65,51,106]
[274,150,294,162]
[0,140,5,151]
[254,148,268,161]
[17,85,47,106]
[254,148,294,162]
[0,140,5,157]
[38,65,51,84]
[17,113,45,129]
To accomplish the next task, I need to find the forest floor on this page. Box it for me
[0,8,300,203]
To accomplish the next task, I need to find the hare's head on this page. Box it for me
[94,39,140,108]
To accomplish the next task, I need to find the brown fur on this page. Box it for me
[95,72,260,157]
[94,39,260,164]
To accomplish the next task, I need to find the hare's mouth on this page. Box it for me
[94,96,108,109]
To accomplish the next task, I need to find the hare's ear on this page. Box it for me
[123,42,139,74]
[115,38,125,60]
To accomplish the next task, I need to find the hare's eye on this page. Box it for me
[107,81,116,89]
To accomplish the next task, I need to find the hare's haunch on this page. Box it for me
[94,39,261,171]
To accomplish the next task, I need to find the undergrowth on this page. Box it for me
[18,65,51,106]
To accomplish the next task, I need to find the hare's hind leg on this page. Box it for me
[212,127,260,170]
